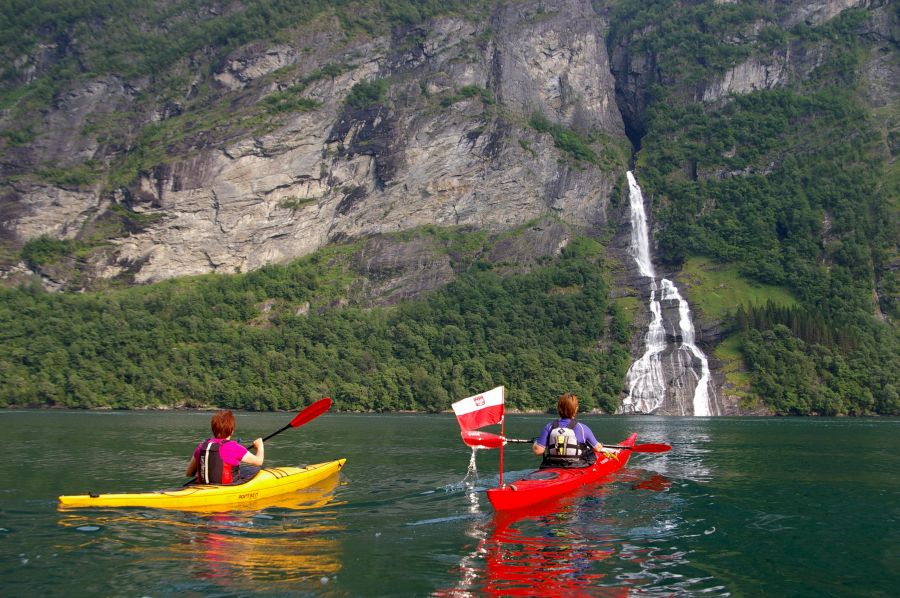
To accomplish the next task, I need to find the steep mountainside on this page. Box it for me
[0,0,897,414]
[1,0,626,286]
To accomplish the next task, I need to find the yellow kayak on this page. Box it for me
[58,459,346,511]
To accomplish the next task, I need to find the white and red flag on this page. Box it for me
[452,386,504,431]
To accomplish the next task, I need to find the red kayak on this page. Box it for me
[486,432,637,511]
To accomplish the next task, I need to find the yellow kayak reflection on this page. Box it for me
[181,519,342,586]
[58,470,346,592]
[177,476,344,588]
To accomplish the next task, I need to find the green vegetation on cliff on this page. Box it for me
[0,230,631,412]
[1,1,490,85]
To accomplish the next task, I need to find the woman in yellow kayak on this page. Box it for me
[533,393,617,468]
[186,410,265,484]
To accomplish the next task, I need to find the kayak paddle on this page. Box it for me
[461,430,671,452]
[252,397,332,448]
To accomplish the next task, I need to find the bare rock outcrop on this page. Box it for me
[64,0,625,285]
[782,0,872,27]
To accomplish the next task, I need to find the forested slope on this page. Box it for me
[0,230,631,412]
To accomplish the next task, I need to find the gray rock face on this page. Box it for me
[703,0,894,104]
[782,0,871,27]
[350,235,456,307]
[699,37,841,103]
[701,57,790,102]
[608,26,656,144]
[4,0,883,258]
[7,0,874,285]
[67,0,622,285]
[489,1,622,133]
[4,182,106,242]
[0,3,627,311]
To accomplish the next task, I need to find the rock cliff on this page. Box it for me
[2,0,624,286]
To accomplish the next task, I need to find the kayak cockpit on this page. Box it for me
[522,470,560,481]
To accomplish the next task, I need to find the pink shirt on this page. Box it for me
[193,439,248,466]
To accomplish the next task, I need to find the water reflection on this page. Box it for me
[437,475,672,597]
[630,417,715,483]
[434,461,729,597]
[57,473,344,594]
[481,499,628,598]
[180,517,341,587]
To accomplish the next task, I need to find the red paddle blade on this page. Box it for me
[290,397,332,428]
[461,430,505,449]
[629,443,672,453]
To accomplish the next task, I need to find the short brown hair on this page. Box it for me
[210,410,235,439]
[557,393,578,419]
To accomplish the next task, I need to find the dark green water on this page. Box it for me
[1,412,897,597]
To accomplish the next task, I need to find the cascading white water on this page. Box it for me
[621,172,713,416]
[628,172,656,279]
[660,279,712,416]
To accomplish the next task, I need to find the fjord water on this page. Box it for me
[1,412,897,596]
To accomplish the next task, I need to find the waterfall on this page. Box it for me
[620,172,713,416]
[628,172,656,279]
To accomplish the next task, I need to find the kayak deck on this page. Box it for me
[486,433,636,511]
[58,458,346,511]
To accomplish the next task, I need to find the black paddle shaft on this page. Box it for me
[503,437,644,450]
[256,424,291,447]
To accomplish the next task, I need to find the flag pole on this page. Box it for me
[499,386,505,487]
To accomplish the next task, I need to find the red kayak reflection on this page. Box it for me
[437,469,671,597]
[483,486,627,598]
[630,471,672,493]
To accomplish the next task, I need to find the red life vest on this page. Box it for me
[197,439,240,484]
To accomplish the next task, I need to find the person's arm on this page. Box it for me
[186,456,197,477]
[587,431,619,459]
[241,438,264,467]
[533,423,550,456]
[583,425,615,456]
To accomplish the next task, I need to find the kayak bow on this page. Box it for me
[59,459,346,511]
[486,433,636,511]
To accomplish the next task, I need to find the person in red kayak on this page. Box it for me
[533,393,615,468]
[186,410,265,484]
